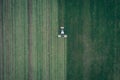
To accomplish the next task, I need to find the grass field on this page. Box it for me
[65,0,120,80]
[0,0,120,80]
[0,0,67,80]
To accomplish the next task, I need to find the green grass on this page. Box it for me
[0,0,67,80]
[1,0,120,80]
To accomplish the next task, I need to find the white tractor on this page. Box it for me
[58,27,67,38]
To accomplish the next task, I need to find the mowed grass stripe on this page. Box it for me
[23,0,28,80]
[42,0,50,79]
[46,0,51,79]
[12,0,17,79]
[57,0,67,79]
[50,0,58,80]
[57,38,67,80]
[0,0,3,79]
[15,0,27,79]
[30,0,38,79]
[9,0,13,80]
[2,0,6,79]
[64,39,67,80]
[36,0,43,80]
[3,0,13,80]
[41,1,44,80]
[7,0,12,80]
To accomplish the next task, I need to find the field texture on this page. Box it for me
[65,0,120,80]
[0,0,67,80]
[0,0,120,80]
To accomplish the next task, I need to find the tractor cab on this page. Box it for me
[58,27,67,38]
